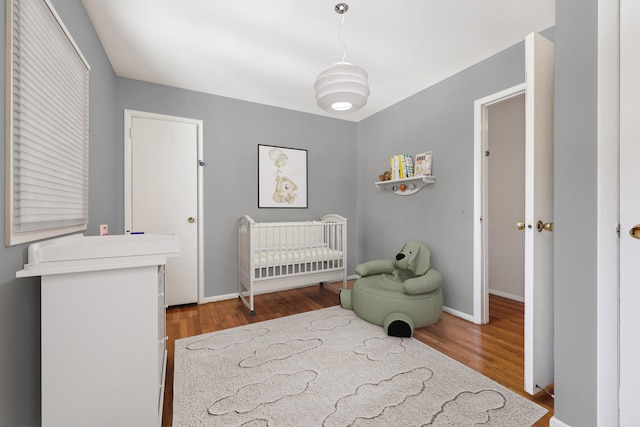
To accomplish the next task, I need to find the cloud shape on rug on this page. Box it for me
[426,389,506,425]
[240,338,322,368]
[239,419,268,427]
[323,367,433,426]
[307,314,357,331]
[208,370,317,415]
[186,328,269,351]
[353,337,407,361]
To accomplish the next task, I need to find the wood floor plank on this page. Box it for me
[162,282,553,426]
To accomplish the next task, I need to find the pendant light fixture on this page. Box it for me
[314,3,370,114]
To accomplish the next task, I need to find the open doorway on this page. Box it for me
[473,83,526,325]
[486,94,526,303]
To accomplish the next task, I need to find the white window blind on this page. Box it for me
[6,0,90,246]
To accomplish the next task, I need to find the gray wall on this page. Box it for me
[355,41,529,314]
[115,79,358,297]
[0,0,120,425]
[554,0,598,424]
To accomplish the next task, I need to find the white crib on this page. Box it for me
[238,214,347,314]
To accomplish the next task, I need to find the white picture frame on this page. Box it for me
[258,145,308,208]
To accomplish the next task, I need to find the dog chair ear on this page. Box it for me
[408,242,431,276]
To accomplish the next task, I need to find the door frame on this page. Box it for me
[473,83,526,324]
[123,109,205,304]
[618,0,636,424]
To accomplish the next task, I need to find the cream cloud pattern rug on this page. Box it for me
[173,306,546,426]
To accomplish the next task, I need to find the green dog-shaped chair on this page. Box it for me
[340,241,443,337]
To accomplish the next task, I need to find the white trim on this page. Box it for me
[41,0,90,69]
[473,83,526,324]
[442,305,475,323]
[597,0,620,425]
[488,289,525,303]
[196,118,205,305]
[123,110,205,304]
[202,293,239,304]
[201,298,475,325]
[549,416,572,427]
[203,277,358,305]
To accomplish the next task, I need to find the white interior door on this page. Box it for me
[619,1,640,423]
[523,32,555,395]
[124,111,203,306]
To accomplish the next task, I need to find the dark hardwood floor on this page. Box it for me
[162,282,553,426]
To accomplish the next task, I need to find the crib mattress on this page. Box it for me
[254,247,343,268]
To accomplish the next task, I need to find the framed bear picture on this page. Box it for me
[258,144,308,208]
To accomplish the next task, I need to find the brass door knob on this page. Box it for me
[537,220,553,232]
[516,221,526,231]
[630,225,640,239]
[187,217,195,223]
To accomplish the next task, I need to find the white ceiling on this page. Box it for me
[81,0,555,122]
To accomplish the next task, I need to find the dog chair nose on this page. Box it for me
[396,253,405,261]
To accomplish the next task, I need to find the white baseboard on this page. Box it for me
[202,279,474,326]
[443,305,475,322]
[202,293,238,304]
[202,297,477,325]
[201,276,357,305]
[488,289,525,303]
[549,416,571,427]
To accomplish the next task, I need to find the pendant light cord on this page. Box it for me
[338,14,347,62]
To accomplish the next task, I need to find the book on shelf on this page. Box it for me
[389,156,397,180]
[414,151,432,177]
[389,154,414,180]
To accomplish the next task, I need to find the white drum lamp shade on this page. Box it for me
[314,61,370,114]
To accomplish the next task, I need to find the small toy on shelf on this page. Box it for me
[378,170,391,181]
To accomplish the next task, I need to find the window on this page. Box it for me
[5,0,90,246]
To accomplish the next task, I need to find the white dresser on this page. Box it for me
[17,234,180,427]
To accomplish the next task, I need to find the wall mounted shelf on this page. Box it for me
[375,176,436,195]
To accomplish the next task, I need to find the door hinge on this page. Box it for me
[129,127,134,140]
[616,223,621,237]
